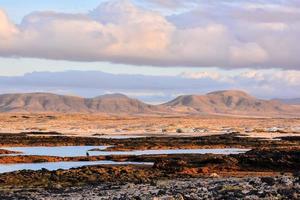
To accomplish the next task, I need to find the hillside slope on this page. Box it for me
[0,93,164,114]
[164,90,300,117]
[0,91,299,117]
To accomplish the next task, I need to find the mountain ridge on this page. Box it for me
[0,90,299,117]
[163,90,299,117]
[0,92,164,114]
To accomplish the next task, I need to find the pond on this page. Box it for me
[0,146,250,173]
[2,146,250,157]
[0,161,153,174]
[2,146,108,157]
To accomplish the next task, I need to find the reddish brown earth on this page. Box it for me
[0,132,297,150]
[0,149,20,155]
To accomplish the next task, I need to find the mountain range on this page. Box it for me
[0,90,299,117]
[0,93,165,114]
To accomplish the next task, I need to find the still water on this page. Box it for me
[0,146,250,173]
[0,161,153,173]
[2,146,250,157]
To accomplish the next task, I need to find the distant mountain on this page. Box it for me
[86,93,165,113]
[274,98,300,105]
[164,90,300,117]
[0,90,299,117]
[0,93,165,114]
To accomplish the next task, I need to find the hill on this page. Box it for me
[164,90,300,117]
[0,93,164,114]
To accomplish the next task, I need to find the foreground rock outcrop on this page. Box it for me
[1,176,299,200]
[0,149,19,155]
[0,147,299,189]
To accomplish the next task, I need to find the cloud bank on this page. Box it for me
[0,70,299,103]
[0,0,300,69]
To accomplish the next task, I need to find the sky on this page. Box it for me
[0,0,299,101]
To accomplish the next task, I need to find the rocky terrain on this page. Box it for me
[1,176,298,200]
[0,117,299,199]
[0,134,299,184]
[0,132,297,150]
[0,149,19,155]
[0,133,299,199]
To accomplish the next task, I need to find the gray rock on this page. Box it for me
[279,176,294,186]
[261,177,276,186]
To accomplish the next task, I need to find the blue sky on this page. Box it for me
[0,0,181,23]
[1,0,107,23]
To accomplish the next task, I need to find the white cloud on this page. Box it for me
[239,71,265,81]
[181,71,221,80]
[180,71,233,83]
[239,70,300,87]
[256,22,288,31]
[0,9,19,55]
[0,0,300,69]
[272,70,300,86]
[179,69,300,98]
[0,9,18,38]
[229,43,268,66]
[0,1,174,63]
[145,0,196,9]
